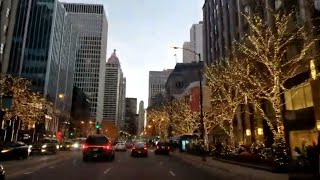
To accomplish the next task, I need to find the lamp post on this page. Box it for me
[171,47,206,149]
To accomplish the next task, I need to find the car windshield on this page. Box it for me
[86,136,109,145]
[135,143,145,148]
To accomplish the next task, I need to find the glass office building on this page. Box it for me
[7,0,77,114]
[63,3,108,123]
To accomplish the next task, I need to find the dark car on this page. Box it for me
[82,135,115,162]
[0,164,5,180]
[30,139,58,155]
[60,141,72,151]
[0,141,29,160]
[131,142,148,157]
[155,142,170,155]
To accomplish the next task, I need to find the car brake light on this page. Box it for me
[82,144,88,150]
[144,147,147,150]
[156,146,159,149]
[103,145,111,149]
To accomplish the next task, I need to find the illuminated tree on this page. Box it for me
[237,11,319,141]
[170,99,199,135]
[147,106,170,140]
[205,56,247,147]
[1,75,55,128]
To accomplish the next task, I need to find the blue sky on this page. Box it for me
[62,0,203,108]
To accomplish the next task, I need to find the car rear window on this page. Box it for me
[86,136,109,145]
[135,143,145,148]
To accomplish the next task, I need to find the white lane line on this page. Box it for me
[49,166,55,169]
[169,171,176,176]
[159,161,163,165]
[23,172,33,175]
[117,160,121,162]
[103,168,112,174]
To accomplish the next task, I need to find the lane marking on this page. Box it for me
[23,172,33,175]
[159,161,163,165]
[169,171,176,176]
[49,166,55,169]
[103,168,112,174]
[117,160,120,162]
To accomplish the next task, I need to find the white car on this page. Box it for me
[114,143,126,151]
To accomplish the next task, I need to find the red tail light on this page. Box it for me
[81,144,88,150]
[103,145,111,150]
[144,147,147,150]
[156,146,159,149]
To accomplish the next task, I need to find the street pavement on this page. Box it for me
[5,149,226,180]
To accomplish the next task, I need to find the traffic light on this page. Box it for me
[96,122,101,134]
[96,122,101,129]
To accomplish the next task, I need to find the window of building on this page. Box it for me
[284,83,313,110]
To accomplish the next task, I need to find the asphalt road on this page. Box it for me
[5,149,223,180]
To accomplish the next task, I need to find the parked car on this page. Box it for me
[131,142,148,157]
[82,135,115,162]
[0,141,29,160]
[30,139,58,155]
[155,142,170,155]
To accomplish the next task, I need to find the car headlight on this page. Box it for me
[56,145,60,149]
[73,143,79,148]
[0,164,3,171]
[42,145,47,148]
[29,145,32,148]
[1,149,10,153]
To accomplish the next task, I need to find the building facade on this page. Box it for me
[148,69,172,107]
[125,97,138,135]
[63,3,108,123]
[138,101,145,135]
[0,0,19,74]
[190,22,203,61]
[118,75,126,129]
[103,50,123,127]
[182,42,193,63]
[165,62,204,100]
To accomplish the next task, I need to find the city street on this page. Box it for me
[4,150,222,180]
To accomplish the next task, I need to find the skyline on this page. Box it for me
[62,0,203,108]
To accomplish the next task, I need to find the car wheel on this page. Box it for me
[83,156,89,162]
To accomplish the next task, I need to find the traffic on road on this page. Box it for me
[0,136,217,180]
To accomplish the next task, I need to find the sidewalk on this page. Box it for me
[171,151,289,180]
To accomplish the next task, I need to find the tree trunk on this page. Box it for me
[273,94,285,141]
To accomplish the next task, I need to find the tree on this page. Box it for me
[170,99,199,135]
[147,106,170,140]
[1,75,55,129]
[205,56,247,147]
[237,11,319,141]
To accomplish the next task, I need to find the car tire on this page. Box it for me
[83,156,89,162]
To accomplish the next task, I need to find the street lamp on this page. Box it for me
[58,93,65,99]
[171,46,205,140]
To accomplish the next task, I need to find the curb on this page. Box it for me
[213,158,273,172]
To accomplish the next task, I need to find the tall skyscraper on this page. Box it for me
[182,42,193,63]
[190,22,203,62]
[119,77,126,130]
[125,97,138,135]
[6,0,76,112]
[103,50,123,127]
[148,69,172,107]
[63,3,108,123]
[5,0,77,133]
[0,0,19,74]
[138,101,145,135]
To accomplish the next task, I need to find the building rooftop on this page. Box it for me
[107,49,120,64]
